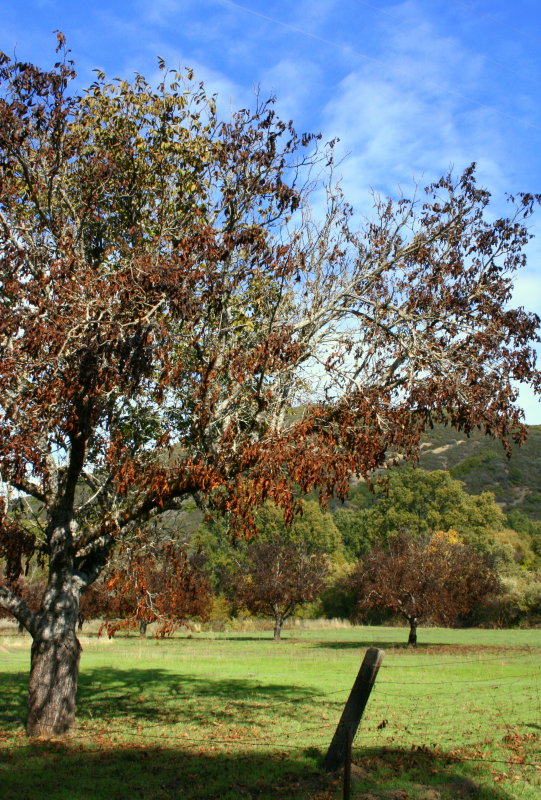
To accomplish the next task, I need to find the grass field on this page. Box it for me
[0,624,540,799]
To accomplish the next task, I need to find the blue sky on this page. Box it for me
[4,0,541,422]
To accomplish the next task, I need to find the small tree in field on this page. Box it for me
[349,530,502,645]
[0,39,540,736]
[103,540,212,637]
[233,539,328,640]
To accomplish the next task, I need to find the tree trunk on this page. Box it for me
[273,617,283,641]
[26,626,81,737]
[22,431,102,738]
[407,617,418,647]
[139,619,148,637]
[26,517,84,737]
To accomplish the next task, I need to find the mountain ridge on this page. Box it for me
[417,423,541,519]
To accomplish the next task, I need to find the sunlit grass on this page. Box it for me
[0,625,540,799]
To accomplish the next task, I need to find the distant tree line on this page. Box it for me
[5,467,541,645]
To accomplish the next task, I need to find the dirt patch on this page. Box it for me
[423,440,466,454]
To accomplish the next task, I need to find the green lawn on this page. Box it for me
[0,625,540,799]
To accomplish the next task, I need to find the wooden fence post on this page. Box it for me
[324,646,385,773]
[343,725,353,800]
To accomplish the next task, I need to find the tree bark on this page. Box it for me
[273,617,283,641]
[407,617,418,647]
[139,619,148,637]
[26,516,84,737]
[26,626,81,737]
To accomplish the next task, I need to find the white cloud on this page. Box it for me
[312,0,541,214]
[257,57,323,122]
[138,0,184,26]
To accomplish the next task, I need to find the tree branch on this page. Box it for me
[0,585,37,636]
[5,479,46,504]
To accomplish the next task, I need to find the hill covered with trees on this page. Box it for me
[418,423,541,519]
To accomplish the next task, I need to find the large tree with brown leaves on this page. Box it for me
[0,38,539,736]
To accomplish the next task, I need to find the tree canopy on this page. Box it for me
[349,530,502,645]
[103,539,212,638]
[255,500,343,554]
[0,41,540,736]
[337,467,507,557]
[232,537,328,640]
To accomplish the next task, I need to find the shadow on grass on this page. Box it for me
[0,741,527,800]
[348,746,535,800]
[0,670,534,799]
[309,639,446,651]
[210,634,448,650]
[0,667,324,730]
[0,743,326,800]
[79,667,323,727]
[0,671,28,728]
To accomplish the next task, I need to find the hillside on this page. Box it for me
[418,424,541,519]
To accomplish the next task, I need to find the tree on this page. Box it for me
[77,579,111,631]
[506,509,541,567]
[256,500,343,554]
[103,540,211,637]
[333,508,373,561]
[0,41,539,736]
[349,531,502,645]
[337,468,507,557]
[233,538,328,640]
[196,499,342,595]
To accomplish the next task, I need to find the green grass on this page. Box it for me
[0,625,540,799]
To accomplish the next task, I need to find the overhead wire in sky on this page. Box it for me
[219,0,541,134]
[352,0,541,91]
[220,0,376,63]
[447,0,541,47]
